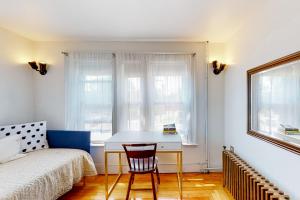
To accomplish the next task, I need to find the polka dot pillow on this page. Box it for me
[0,121,49,153]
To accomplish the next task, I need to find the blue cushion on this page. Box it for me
[46,130,91,153]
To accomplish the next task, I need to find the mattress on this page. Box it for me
[0,148,97,200]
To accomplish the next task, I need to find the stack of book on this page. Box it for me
[280,124,300,135]
[163,123,177,135]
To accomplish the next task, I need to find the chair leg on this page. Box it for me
[126,173,134,200]
[131,174,135,185]
[151,172,157,200]
[155,167,160,184]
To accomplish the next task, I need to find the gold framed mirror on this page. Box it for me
[247,51,300,154]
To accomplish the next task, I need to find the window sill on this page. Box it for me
[91,143,104,147]
[182,143,198,146]
[90,142,198,147]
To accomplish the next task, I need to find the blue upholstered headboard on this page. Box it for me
[46,130,91,153]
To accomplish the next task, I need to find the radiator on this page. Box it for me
[223,148,289,200]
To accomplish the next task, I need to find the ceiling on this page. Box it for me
[0,0,262,42]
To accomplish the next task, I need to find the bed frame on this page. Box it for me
[46,130,91,153]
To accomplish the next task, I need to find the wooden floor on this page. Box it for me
[60,173,233,200]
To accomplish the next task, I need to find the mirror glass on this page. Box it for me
[248,53,300,152]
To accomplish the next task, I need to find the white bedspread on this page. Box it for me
[0,148,97,200]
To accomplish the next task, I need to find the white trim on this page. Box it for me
[90,142,198,147]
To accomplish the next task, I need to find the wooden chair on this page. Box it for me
[122,143,160,200]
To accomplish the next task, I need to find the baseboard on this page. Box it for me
[94,163,222,174]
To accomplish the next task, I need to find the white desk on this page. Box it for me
[104,131,183,199]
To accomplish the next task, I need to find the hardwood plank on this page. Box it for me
[60,173,233,200]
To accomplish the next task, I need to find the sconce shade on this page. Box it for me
[39,63,47,75]
[212,60,226,75]
[28,61,47,75]
[28,61,39,70]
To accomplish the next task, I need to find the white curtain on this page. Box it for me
[115,54,147,131]
[65,52,114,141]
[65,49,207,144]
[252,60,300,135]
[116,53,198,144]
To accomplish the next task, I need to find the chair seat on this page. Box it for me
[129,156,158,173]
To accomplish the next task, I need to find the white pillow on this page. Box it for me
[0,134,21,163]
[0,121,49,153]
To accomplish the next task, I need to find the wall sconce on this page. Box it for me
[212,60,226,75]
[28,61,47,75]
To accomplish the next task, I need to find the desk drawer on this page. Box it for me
[157,142,182,150]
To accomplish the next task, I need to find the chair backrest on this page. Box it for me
[122,143,157,171]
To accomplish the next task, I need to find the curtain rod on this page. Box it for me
[122,52,196,56]
[61,51,196,56]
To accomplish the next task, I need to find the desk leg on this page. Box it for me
[179,151,183,199]
[119,153,122,174]
[105,151,108,199]
[105,152,123,200]
[176,152,183,199]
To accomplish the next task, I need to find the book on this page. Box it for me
[283,130,300,135]
[280,124,299,132]
[163,123,177,135]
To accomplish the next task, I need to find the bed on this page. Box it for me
[0,130,97,200]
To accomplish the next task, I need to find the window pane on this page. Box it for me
[127,77,143,130]
[83,75,113,142]
[154,75,183,102]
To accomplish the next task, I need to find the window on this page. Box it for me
[83,75,113,141]
[66,52,200,144]
[65,53,114,142]
[117,54,194,143]
[148,61,192,143]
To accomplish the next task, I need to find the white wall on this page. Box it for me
[0,27,225,173]
[33,41,225,173]
[224,0,300,199]
[0,28,35,125]
[1,0,299,195]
